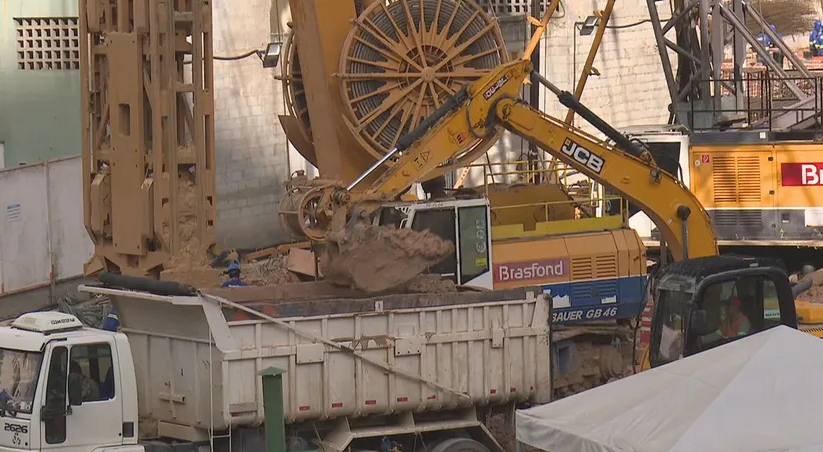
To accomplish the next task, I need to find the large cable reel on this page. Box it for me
[279,0,509,241]
[337,0,508,163]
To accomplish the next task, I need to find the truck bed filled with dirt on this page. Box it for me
[80,282,552,443]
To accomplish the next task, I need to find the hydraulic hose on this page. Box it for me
[792,277,814,298]
[98,272,197,297]
[530,72,646,159]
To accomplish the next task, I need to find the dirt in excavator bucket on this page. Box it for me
[321,223,455,293]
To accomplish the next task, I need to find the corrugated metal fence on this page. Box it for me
[0,156,93,297]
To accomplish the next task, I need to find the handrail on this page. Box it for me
[490,195,624,224]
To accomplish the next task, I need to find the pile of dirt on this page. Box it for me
[321,223,455,293]
[243,254,302,286]
[485,414,541,452]
[402,274,457,293]
[795,268,823,302]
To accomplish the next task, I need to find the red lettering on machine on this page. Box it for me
[494,258,568,283]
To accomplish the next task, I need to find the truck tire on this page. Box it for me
[430,438,490,452]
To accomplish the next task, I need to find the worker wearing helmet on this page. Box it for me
[755,29,772,64]
[766,24,786,67]
[722,296,751,338]
[810,20,821,54]
[222,261,248,287]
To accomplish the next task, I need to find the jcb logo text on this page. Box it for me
[560,138,605,174]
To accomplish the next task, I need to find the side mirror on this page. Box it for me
[67,374,84,407]
[690,309,712,336]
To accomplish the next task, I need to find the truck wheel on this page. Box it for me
[430,438,490,452]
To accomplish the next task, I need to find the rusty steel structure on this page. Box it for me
[80,0,216,277]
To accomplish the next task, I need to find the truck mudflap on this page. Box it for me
[80,284,552,447]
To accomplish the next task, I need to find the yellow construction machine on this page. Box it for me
[281,57,819,370]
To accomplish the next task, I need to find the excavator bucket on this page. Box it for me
[321,222,455,293]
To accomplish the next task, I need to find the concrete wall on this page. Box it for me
[211,0,293,249]
[0,0,81,167]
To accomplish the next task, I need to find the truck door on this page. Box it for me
[40,340,123,451]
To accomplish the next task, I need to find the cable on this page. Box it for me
[605,17,672,30]
[182,48,263,65]
[214,49,260,61]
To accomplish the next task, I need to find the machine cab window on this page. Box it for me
[377,201,492,287]
[690,275,782,352]
[650,270,790,368]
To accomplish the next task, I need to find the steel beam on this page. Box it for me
[647,0,810,129]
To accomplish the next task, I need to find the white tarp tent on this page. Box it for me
[516,326,823,452]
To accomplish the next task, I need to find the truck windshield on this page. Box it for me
[651,289,692,367]
[0,348,42,414]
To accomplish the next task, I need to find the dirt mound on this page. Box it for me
[795,268,823,303]
[402,274,457,293]
[244,255,302,286]
[321,223,455,293]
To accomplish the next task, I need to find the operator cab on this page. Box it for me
[649,256,798,368]
[375,198,493,289]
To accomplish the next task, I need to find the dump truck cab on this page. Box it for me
[648,256,798,369]
[0,312,138,452]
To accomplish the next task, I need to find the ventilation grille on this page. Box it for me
[571,279,619,301]
[712,156,762,204]
[571,257,593,279]
[570,255,618,280]
[713,210,764,228]
[15,17,80,71]
[479,0,549,16]
[595,255,617,278]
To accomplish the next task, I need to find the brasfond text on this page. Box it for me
[495,259,567,283]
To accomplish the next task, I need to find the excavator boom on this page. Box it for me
[349,59,718,261]
[309,59,719,290]
[499,98,718,260]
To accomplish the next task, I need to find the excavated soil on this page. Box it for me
[321,223,455,293]
[402,274,457,293]
[243,255,302,286]
[157,178,455,292]
[485,414,541,452]
[795,268,823,302]
[157,175,225,287]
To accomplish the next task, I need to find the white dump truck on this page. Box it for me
[0,278,551,452]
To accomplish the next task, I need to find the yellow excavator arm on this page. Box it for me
[355,59,718,261]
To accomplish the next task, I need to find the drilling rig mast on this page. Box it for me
[80,0,217,278]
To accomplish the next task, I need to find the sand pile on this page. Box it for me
[156,177,455,292]
[243,255,302,286]
[321,223,455,293]
[795,268,823,303]
[402,274,457,293]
